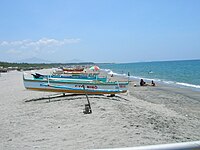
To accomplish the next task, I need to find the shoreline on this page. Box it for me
[0,69,200,149]
[101,68,200,92]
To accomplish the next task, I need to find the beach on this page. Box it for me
[0,70,199,150]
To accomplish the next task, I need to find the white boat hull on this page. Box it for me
[23,77,128,95]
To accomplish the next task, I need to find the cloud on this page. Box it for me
[6,49,23,54]
[0,38,80,47]
[0,41,9,46]
[0,37,80,56]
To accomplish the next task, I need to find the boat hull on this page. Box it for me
[23,77,128,95]
[25,87,127,94]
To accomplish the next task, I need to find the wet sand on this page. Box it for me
[0,70,199,149]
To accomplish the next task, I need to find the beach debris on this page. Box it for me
[83,104,92,114]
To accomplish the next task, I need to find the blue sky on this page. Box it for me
[0,0,200,63]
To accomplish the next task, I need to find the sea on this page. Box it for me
[99,59,200,91]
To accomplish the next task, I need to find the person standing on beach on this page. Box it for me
[151,80,155,86]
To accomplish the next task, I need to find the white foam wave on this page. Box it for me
[163,81,175,84]
[102,69,111,72]
[176,82,200,89]
[101,69,128,77]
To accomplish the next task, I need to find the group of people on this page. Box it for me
[110,72,155,87]
[140,79,155,86]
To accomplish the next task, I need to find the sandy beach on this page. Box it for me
[0,70,199,150]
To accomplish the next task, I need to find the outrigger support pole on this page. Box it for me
[82,85,92,114]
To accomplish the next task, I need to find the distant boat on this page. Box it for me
[23,74,129,95]
[62,67,84,72]
[53,69,100,76]
[0,68,8,73]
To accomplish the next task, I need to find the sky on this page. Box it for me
[0,0,200,63]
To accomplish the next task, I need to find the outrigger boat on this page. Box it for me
[53,66,100,76]
[23,74,129,95]
[31,73,107,82]
[53,70,100,76]
[62,67,84,72]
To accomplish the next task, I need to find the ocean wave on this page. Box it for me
[176,82,200,89]
[101,68,200,90]
[163,80,175,84]
[101,69,128,77]
[101,69,111,72]
[159,80,200,89]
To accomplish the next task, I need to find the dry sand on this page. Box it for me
[0,70,199,150]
